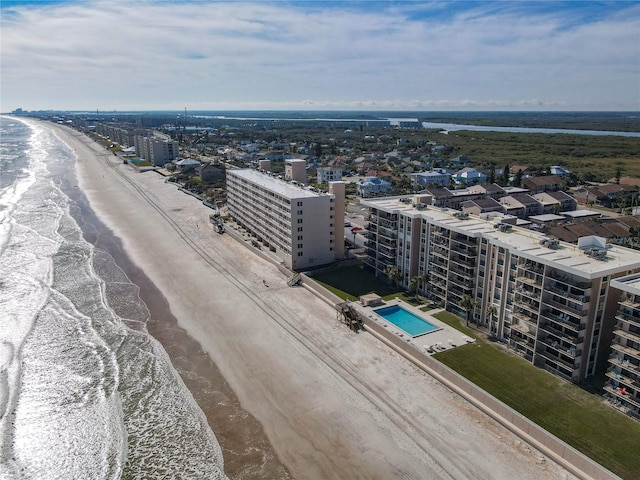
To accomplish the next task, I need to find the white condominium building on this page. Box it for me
[607,274,640,420]
[361,194,640,384]
[226,169,345,270]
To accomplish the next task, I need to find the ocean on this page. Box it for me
[0,117,228,479]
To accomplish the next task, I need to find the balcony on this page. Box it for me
[541,310,586,332]
[609,355,640,375]
[512,310,538,327]
[511,322,537,340]
[540,322,582,345]
[514,295,540,313]
[546,272,590,290]
[544,298,589,318]
[614,328,640,345]
[620,296,640,308]
[538,337,581,358]
[611,343,640,361]
[606,368,639,390]
[617,312,640,328]
[546,284,590,303]
[537,349,580,370]
[604,385,640,410]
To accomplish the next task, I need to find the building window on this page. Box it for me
[298,219,303,224]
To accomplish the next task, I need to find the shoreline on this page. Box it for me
[46,120,578,479]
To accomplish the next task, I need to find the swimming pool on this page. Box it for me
[374,305,439,337]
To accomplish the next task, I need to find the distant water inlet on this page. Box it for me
[374,305,440,337]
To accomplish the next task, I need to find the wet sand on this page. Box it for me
[50,121,579,480]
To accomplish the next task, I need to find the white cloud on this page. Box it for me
[1,1,638,111]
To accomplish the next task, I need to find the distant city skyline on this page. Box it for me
[1,0,639,112]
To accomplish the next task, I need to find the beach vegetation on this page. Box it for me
[432,312,640,480]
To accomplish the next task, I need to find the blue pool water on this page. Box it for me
[374,305,439,337]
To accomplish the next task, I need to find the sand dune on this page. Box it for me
[52,122,577,480]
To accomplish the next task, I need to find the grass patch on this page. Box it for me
[311,265,401,301]
[433,317,640,480]
[432,311,480,339]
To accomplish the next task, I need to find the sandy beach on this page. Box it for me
[50,122,578,480]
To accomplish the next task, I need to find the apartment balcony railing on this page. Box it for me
[538,337,581,358]
[545,285,590,303]
[537,349,580,370]
[614,328,640,345]
[541,310,586,332]
[540,322,583,345]
[544,298,589,318]
[617,312,640,328]
[514,296,540,313]
[620,296,640,308]
[606,368,639,390]
[510,323,537,340]
[611,343,640,361]
[450,255,476,268]
[603,384,640,410]
[512,311,538,327]
[540,363,575,383]
[546,272,590,290]
[609,355,640,375]
[516,275,543,287]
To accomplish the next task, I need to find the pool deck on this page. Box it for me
[357,298,475,355]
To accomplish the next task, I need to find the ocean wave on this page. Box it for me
[1,116,227,479]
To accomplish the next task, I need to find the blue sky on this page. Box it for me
[1,0,639,111]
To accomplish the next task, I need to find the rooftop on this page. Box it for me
[361,195,640,278]
[229,168,328,199]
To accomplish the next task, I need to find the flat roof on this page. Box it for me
[561,209,602,218]
[361,196,640,278]
[529,214,566,223]
[611,273,640,295]
[229,168,327,199]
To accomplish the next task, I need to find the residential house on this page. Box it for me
[468,183,506,200]
[461,198,503,215]
[357,177,393,198]
[522,175,564,193]
[197,163,225,183]
[532,191,577,214]
[451,168,487,186]
[499,194,541,219]
[411,169,451,189]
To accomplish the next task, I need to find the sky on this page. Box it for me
[1,0,639,112]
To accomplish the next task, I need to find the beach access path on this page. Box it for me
[52,122,578,480]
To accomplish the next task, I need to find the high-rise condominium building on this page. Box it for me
[361,194,640,385]
[607,274,640,420]
[226,169,345,270]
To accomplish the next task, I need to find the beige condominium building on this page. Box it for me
[607,274,640,420]
[226,169,345,271]
[361,194,640,385]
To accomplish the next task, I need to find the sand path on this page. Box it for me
[52,123,577,480]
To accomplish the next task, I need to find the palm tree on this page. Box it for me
[409,275,420,294]
[384,264,402,290]
[485,304,498,331]
[460,294,478,327]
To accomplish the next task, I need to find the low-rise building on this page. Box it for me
[357,177,393,198]
[411,169,451,189]
[317,166,343,184]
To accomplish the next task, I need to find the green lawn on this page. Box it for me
[432,312,640,480]
[311,265,401,301]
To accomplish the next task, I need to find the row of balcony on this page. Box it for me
[541,310,586,333]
